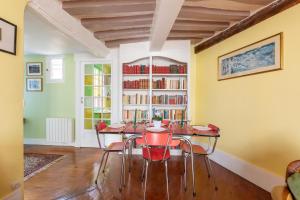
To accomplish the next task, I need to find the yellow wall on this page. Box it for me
[0,0,27,198]
[192,4,300,177]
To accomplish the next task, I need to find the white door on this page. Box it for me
[78,61,113,147]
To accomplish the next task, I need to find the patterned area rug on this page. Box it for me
[24,153,64,181]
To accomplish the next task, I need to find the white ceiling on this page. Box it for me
[24,7,90,55]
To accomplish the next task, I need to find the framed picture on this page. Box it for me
[26,62,43,76]
[0,18,17,55]
[218,33,282,80]
[26,78,43,92]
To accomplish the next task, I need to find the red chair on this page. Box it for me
[95,121,125,185]
[180,124,220,191]
[140,131,172,200]
[162,119,170,127]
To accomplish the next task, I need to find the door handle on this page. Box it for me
[81,97,84,104]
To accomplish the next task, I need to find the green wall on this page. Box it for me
[24,54,75,138]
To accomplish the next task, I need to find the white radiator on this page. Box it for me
[46,118,74,144]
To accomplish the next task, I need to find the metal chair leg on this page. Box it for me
[102,152,110,173]
[95,151,108,184]
[122,150,127,187]
[184,154,187,191]
[204,156,211,178]
[128,141,133,173]
[141,159,146,182]
[206,156,218,191]
[143,160,149,200]
[165,161,169,200]
[119,151,126,191]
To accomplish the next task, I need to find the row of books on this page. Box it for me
[123,64,150,74]
[123,64,187,74]
[123,110,149,121]
[152,65,187,74]
[154,109,187,121]
[152,78,187,89]
[123,94,149,105]
[152,95,187,105]
[123,79,149,89]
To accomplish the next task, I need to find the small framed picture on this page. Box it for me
[0,18,17,55]
[26,78,43,92]
[26,62,43,76]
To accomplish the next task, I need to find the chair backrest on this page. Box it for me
[286,160,300,180]
[204,124,220,155]
[95,121,107,148]
[143,131,171,146]
[142,131,171,161]
[162,119,170,127]
[96,121,107,132]
[208,124,220,132]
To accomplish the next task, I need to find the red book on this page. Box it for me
[169,99,176,104]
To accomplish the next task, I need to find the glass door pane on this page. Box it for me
[84,63,112,130]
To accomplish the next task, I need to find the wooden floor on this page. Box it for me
[24,145,271,200]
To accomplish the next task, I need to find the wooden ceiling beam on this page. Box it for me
[172,20,230,31]
[178,6,250,21]
[168,36,204,40]
[105,37,149,48]
[81,14,153,26]
[71,11,154,19]
[99,34,150,42]
[169,30,214,38]
[62,0,155,8]
[150,0,185,51]
[181,6,250,16]
[87,25,151,32]
[171,30,215,34]
[63,4,155,19]
[94,28,150,41]
[229,0,275,5]
[83,20,152,32]
[194,0,300,53]
[184,0,263,11]
[95,28,150,37]
[166,37,203,44]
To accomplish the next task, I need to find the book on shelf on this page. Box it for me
[123,109,149,121]
[152,94,187,105]
[123,64,150,74]
[123,79,149,89]
[154,109,187,121]
[123,94,149,105]
[152,64,187,74]
[152,77,187,89]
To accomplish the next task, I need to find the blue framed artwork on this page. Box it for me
[26,78,43,92]
[218,33,282,80]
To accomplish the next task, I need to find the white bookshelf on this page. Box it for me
[122,56,189,122]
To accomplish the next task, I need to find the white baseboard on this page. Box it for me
[24,138,75,147]
[193,141,285,192]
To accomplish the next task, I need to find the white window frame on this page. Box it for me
[46,55,65,83]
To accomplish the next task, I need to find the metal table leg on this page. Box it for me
[119,135,137,190]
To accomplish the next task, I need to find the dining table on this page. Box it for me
[98,121,220,196]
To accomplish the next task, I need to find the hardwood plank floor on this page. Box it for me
[24,145,271,200]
